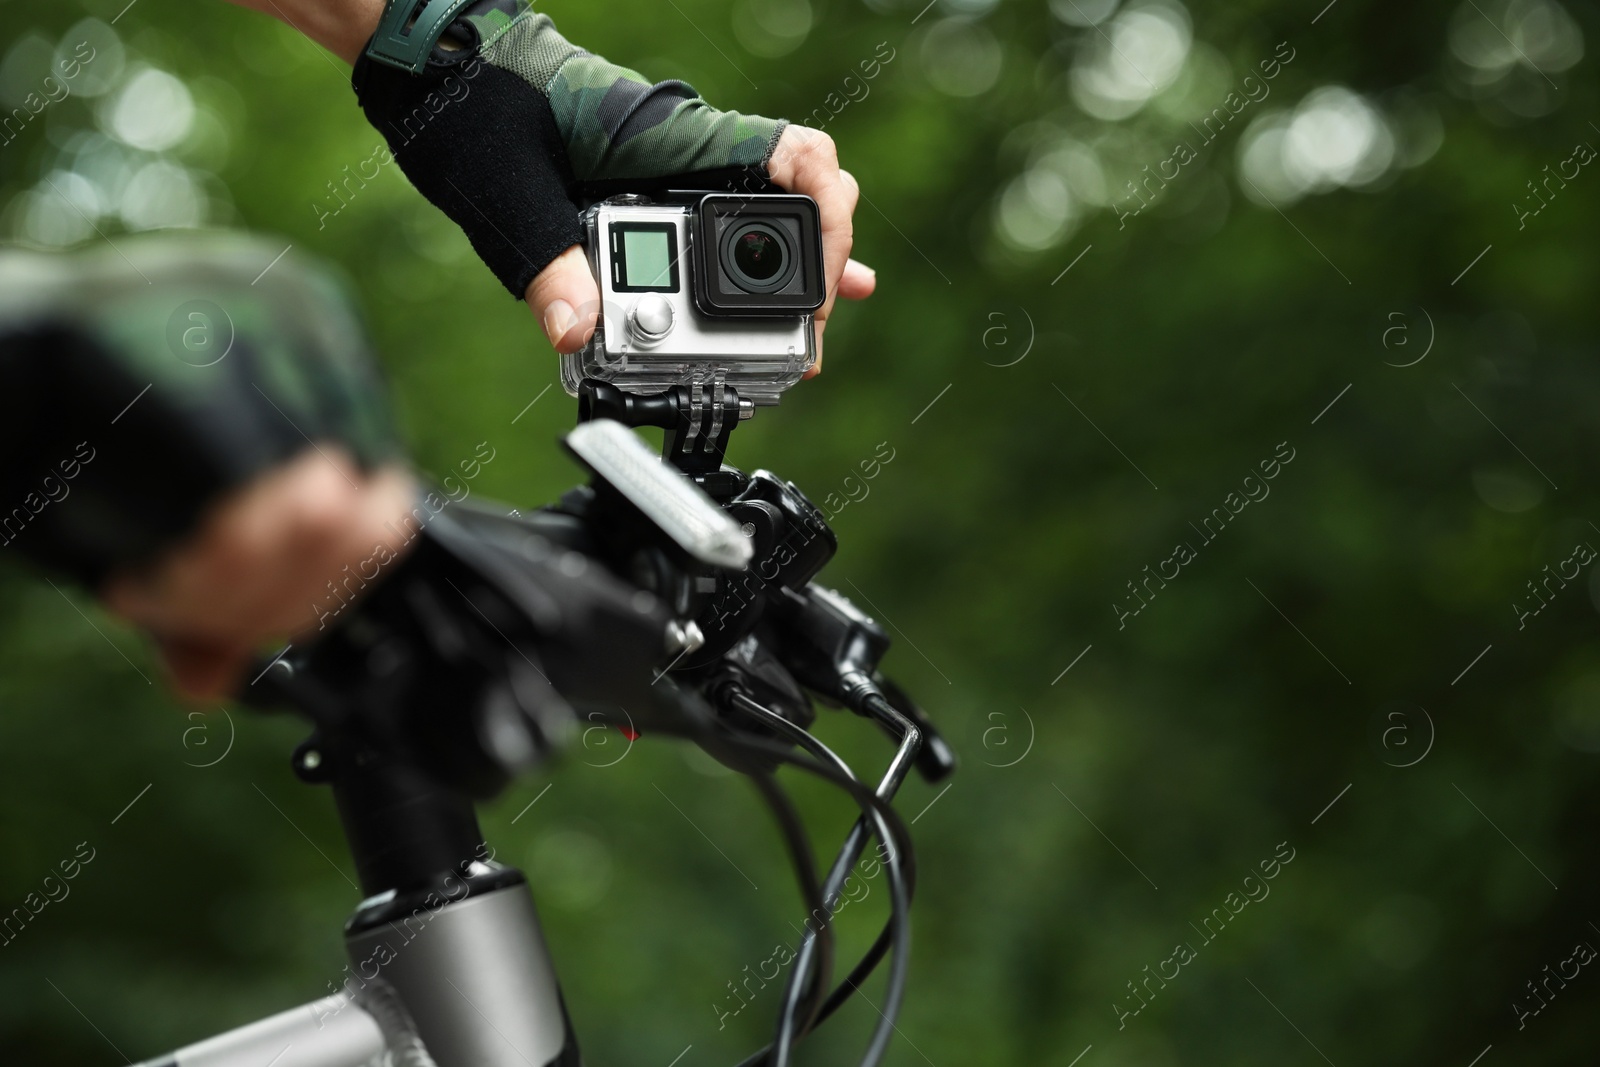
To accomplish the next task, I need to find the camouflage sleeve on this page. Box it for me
[465,4,784,182]
[352,0,788,298]
[0,235,400,587]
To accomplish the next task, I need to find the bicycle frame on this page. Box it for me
[135,756,577,1067]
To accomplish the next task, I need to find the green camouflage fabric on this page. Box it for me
[0,233,400,583]
[462,0,785,182]
[0,233,398,470]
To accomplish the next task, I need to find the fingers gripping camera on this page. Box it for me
[560,193,825,407]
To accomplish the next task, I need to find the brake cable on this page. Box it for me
[723,690,921,1067]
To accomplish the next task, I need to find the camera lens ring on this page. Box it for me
[720,220,797,294]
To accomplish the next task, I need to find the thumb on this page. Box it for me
[156,635,250,703]
[525,244,601,354]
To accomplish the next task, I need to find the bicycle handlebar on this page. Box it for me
[234,414,953,1067]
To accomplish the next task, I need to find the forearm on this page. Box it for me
[225,0,385,64]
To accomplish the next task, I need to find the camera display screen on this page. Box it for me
[612,223,679,293]
[624,231,671,287]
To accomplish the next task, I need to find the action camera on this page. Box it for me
[560,192,825,407]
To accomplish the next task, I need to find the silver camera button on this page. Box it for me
[629,294,675,343]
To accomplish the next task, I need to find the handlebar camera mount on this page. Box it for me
[577,374,751,498]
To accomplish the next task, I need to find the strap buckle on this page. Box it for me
[365,0,478,74]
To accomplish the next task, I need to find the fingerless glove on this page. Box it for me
[353,0,787,298]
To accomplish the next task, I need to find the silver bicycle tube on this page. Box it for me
[129,992,385,1067]
[343,877,571,1067]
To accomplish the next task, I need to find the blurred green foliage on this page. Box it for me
[3,0,1600,1064]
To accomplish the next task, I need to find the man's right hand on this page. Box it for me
[102,449,418,701]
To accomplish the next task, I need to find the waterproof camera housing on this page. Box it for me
[561,193,824,407]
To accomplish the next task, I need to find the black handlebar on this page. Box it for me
[238,398,953,1067]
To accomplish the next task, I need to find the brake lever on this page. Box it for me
[870,672,957,784]
[761,582,956,785]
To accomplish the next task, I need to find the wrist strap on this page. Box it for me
[366,0,479,74]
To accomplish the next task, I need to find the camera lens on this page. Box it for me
[734,229,783,281]
[722,221,795,293]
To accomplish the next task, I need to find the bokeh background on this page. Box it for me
[2,0,1598,1063]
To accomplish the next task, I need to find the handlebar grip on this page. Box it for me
[236,497,678,800]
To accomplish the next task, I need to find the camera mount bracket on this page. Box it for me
[577,377,754,497]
